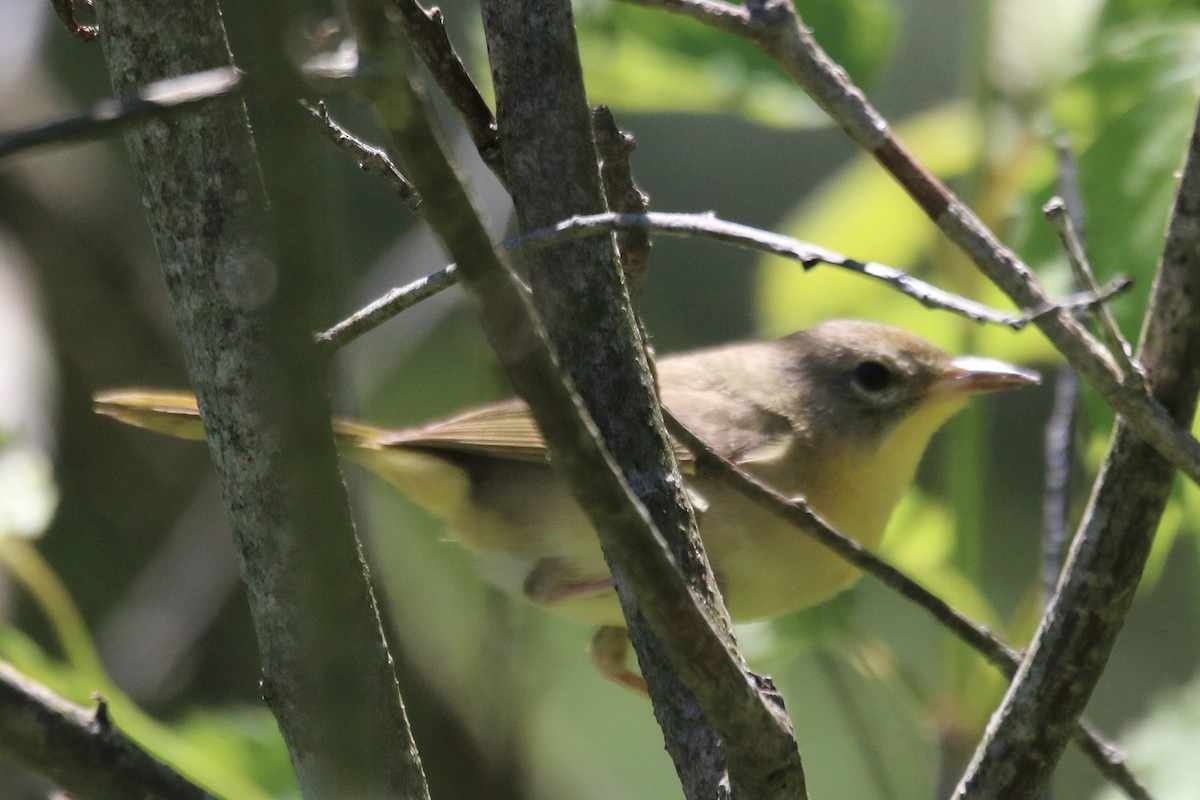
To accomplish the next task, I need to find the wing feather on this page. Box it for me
[364,398,696,468]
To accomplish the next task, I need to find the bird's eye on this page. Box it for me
[853,360,892,392]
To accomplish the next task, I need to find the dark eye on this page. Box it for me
[853,360,892,392]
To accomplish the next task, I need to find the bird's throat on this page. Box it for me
[807,395,969,549]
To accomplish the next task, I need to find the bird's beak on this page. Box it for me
[933,356,1041,397]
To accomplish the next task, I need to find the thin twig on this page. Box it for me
[0,66,241,160]
[316,210,1133,351]
[660,408,1152,800]
[51,0,99,41]
[593,106,652,300]
[1041,141,1086,604]
[1041,366,1078,599]
[620,0,1200,495]
[505,211,1134,329]
[316,264,457,347]
[303,101,421,209]
[1043,198,1143,385]
[388,0,506,185]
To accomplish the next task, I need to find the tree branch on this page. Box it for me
[478,4,745,795]
[953,90,1200,800]
[592,106,652,299]
[341,1,808,797]
[620,0,1200,494]
[317,210,1131,352]
[0,66,241,161]
[304,101,421,210]
[0,663,212,800]
[661,410,1151,800]
[389,0,505,185]
[91,0,430,796]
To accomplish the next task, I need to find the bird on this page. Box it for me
[95,320,1038,691]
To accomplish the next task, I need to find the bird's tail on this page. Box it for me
[93,389,397,444]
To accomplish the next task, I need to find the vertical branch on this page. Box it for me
[478,3,741,796]
[343,1,808,797]
[1041,143,1086,601]
[91,1,430,797]
[955,96,1200,800]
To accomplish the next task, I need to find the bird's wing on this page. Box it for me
[94,389,702,468]
[94,390,207,440]
[363,397,698,468]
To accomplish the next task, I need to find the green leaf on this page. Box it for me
[1093,671,1200,800]
[574,0,896,127]
[1013,18,1200,338]
[880,491,1001,629]
[0,443,58,541]
[989,0,1104,107]
[754,102,1019,355]
[174,708,298,798]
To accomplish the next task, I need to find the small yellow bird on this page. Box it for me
[95,320,1037,690]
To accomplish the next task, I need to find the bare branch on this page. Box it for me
[317,210,1133,352]
[661,410,1152,800]
[505,211,1132,328]
[0,663,213,800]
[389,0,506,185]
[316,264,456,347]
[51,0,99,41]
[620,0,1200,493]
[593,106,652,300]
[480,1,753,796]
[954,91,1200,800]
[1043,197,1142,384]
[304,101,421,210]
[0,66,241,160]
[341,0,810,796]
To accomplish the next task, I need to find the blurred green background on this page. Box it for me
[1,0,1199,798]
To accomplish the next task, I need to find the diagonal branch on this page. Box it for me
[304,101,421,209]
[953,88,1200,800]
[0,66,241,161]
[317,210,1132,351]
[340,0,809,796]
[661,410,1151,800]
[620,0,1200,493]
[389,0,506,185]
[0,664,212,800]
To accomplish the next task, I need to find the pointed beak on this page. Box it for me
[933,356,1041,397]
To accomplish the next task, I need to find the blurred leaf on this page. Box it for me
[0,442,58,541]
[755,102,1016,351]
[1014,18,1200,339]
[754,590,863,659]
[989,0,1104,108]
[1093,670,1200,800]
[574,0,896,127]
[174,707,298,798]
[880,491,1001,630]
[1100,0,1200,27]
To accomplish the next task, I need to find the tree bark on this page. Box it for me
[479,2,735,796]
[92,1,430,797]
[954,94,1200,800]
